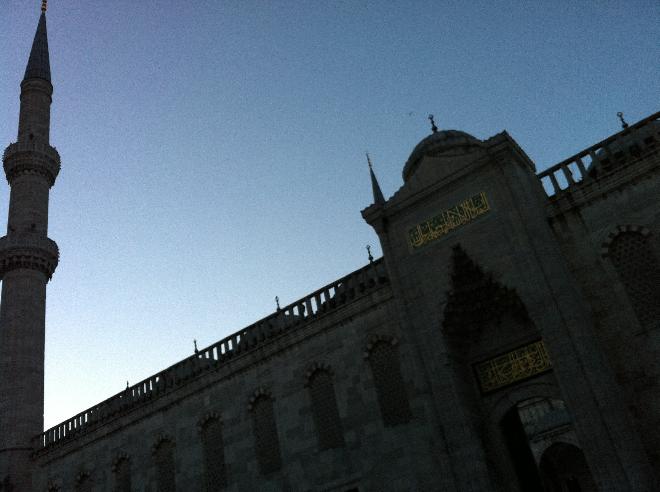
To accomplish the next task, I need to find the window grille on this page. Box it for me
[201,417,227,490]
[251,395,282,474]
[154,439,176,492]
[368,341,412,426]
[308,369,344,449]
[75,473,92,492]
[609,231,660,330]
[113,457,131,492]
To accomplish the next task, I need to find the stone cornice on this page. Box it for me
[0,234,59,280]
[3,141,60,187]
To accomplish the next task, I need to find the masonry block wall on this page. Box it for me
[33,279,453,491]
[547,130,660,468]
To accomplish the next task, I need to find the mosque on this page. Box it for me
[1,5,659,492]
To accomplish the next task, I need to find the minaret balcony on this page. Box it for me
[3,141,60,187]
[0,233,59,280]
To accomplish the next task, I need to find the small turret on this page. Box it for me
[366,152,385,205]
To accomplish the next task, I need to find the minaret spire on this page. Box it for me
[366,152,385,205]
[0,6,60,490]
[24,5,51,83]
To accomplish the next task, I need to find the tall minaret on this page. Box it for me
[0,2,60,490]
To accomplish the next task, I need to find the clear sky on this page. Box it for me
[1,1,658,429]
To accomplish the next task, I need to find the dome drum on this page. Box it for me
[403,130,484,182]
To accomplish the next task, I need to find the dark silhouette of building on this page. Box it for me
[2,7,659,492]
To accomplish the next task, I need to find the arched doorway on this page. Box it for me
[539,442,597,492]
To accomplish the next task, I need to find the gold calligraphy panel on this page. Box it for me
[408,192,490,250]
[474,340,552,393]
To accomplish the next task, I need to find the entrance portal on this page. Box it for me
[539,442,597,492]
[499,398,597,491]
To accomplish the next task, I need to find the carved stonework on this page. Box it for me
[3,142,60,187]
[363,334,398,360]
[111,452,130,472]
[151,433,175,455]
[304,362,334,386]
[196,411,221,432]
[0,234,59,280]
[443,244,527,338]
[600,224,650,257]
[247,387,273,411]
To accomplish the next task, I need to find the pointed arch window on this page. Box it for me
[306,366,344,450]
[200,415,227,490]
[153,438,176,492]
[366,337,412,426]
[249,391,282,475]
[607,230,660,330]
[113,455,131,492]
[75,472,92,492]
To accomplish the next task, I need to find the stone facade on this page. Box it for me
[2,10,660,492]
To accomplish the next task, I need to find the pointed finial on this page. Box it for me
[366,245,374,263]
[275,296,281,311]
[41,0,48,13]
[126,381,129,389]
[194,339,199,354]
[365,151,385,205]
[617,112,629,130]
[428,114,438,133]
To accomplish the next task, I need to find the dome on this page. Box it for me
[403,129,484,182]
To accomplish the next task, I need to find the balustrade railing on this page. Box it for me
[537,111,659,196]
[34,258,388,451]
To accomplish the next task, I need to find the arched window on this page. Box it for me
[113,455,131,492]
[366,338,412,426]
[153,438,176,492]
[200,415,227,490]
[608,230,660,330]
[249,392,282,474]
[75,472,92,492]
[307,367,344,450]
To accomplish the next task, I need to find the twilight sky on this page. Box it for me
[1,1,658,428]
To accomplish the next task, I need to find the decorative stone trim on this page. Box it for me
[363,334,399,359]
[197,411,221,432]
[247,387,273,411]
[0,234,59,280]
[3,141,60,187]
[46,479,61,491]
[304,362,334,386]
[600,225,651,257]
[111,452,130,472]
[74,471,91,485]
[151,433,175,454]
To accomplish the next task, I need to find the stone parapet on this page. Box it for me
[0,234,59,280]
[537,111,659,199]
[33,258,390,453]
[3,141,60,187]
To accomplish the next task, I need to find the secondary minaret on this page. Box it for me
[0,2,60,490]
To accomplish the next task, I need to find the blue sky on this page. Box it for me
[1,1,658,428]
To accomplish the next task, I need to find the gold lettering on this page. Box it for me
[475,341,552,393]
[408,192,491,249]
